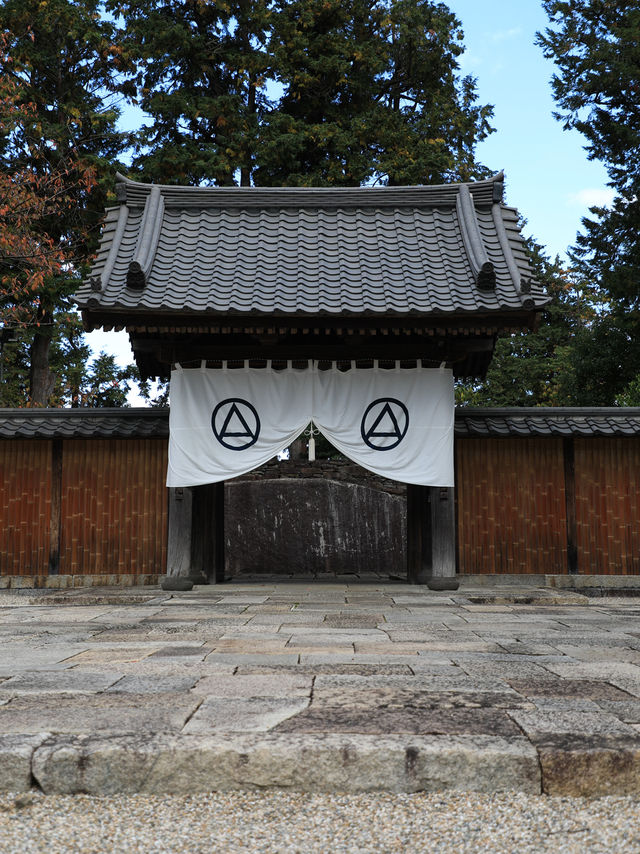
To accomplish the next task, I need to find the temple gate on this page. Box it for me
[75,172,548,584]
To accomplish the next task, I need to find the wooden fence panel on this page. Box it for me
[0,440,51,575]
[2,432,639,579]
[456,437,568,574]
[574,438,640,575]
[59,438,168,575]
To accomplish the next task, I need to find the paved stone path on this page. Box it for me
[0,581,639,796]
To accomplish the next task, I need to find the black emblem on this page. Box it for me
[212,398,260,450]
[361,398,409,451]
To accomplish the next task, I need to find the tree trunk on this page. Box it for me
[29,326,55,406]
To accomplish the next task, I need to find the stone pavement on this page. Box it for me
[0,580,639,797]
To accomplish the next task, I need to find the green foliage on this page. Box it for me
[107,0,272,186]
[558,313,640,406]
[538,2,640,197]
[0,315,138,407]
[0,0,126,247]
[0,0,131,405]
[539,1,640,309]
[136,377,170,408]
[537,2,640,405]
[616,373,640,406]
[112,0,494,187]
[456,240,598,407]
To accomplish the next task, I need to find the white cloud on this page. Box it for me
[458,49,483,72]
[491,27,523,42]
[568,187,616,208]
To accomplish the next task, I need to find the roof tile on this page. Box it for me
[76,174,548,321]
[2,407,638,440]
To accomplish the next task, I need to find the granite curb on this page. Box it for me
[25,733,540,795]
[2,732,640,797]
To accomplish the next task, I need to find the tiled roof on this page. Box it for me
[2,407,639,440]
[455,408,640,437]
[0,409,169,439]
[75,173,548,325]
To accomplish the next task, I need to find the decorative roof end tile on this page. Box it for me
[477,261,496,291]
[456,185,494,290]
[126,185,164,291]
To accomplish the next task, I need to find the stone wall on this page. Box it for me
[225,460,406,576]
[231,458,407,495]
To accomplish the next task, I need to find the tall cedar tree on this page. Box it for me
[538,1,640,403]
[107,0,272,185]
[0,0,130,404]
[112,0,493,187]
[258,0,493,186]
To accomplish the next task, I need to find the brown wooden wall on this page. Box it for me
[1,433,639,577]
[0,438,168,577]
[574,438,640,575]
[455,436,640,575]
[456,438,569,574]
[0,440,52,575]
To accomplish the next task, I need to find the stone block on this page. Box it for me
[106,675,199,694]
[537,736,640,796]
[0,692,201,735]
[148,645,207,658]
[426,578,460,591]
[182,696,310,733]
[508,678,635,701]
[0,671,122,695]
[160,577,194,592]
[596,699,640,723]
[235,664,414,676]
[31,733,540,795]
[0,734,51,792]
[192,674,312,698]
[276,702,521,737]
[203,653,300,666]
[507,709,638,741]
[11,577,35,589]
[209,639,290,654]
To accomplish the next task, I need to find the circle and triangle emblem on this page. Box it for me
[360,398,409,451]
[211,398,261,450]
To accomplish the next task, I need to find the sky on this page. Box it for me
[447,0,613,258]
[86,0,614,397]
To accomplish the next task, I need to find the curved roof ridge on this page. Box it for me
[114,172,506,209]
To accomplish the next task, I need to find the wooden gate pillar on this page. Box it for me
[407,484,432,584]
[167,483,225,583]
[431,486,456,577]
[167,487,193,578]
[407,485,456,584]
